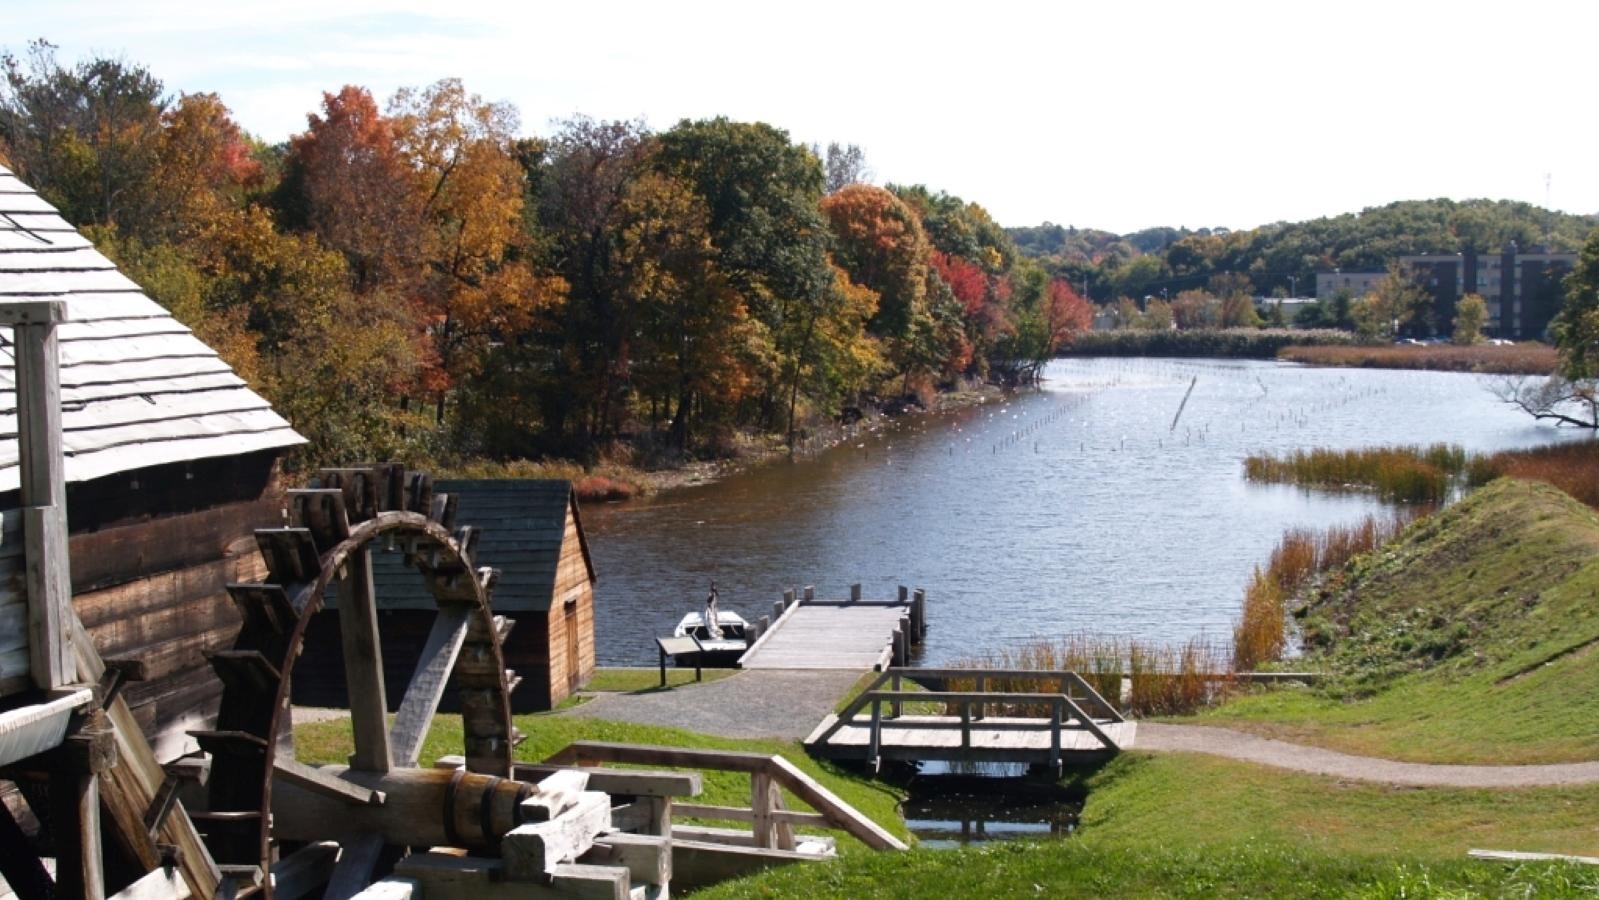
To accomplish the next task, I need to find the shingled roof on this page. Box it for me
[0,164,304,492]
[371,480,595,612]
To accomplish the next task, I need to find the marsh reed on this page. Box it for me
[1244,444,1466,503]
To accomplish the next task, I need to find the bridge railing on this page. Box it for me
[812,667,1125,770]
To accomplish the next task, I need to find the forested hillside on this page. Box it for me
[0,41,1089,471]
[1011,200,1599,302]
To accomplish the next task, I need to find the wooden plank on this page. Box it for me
[71,616,223,900]
[0,784,54,899]
[323,832,388,900]
[339,544,392,773]
[580,832,670,890]
[0,687,92,766]
[273,758,386,806]
[269,841,340,900]
[51,768,105,899]
[766,756,906,851]
[668,837,822,891]
[501,791,612,881]
[394,853,623,900]
[345,878,419,900]
[107,866,193,900]
[389,604,472,768]
[509,764,701,799]
[519,769,588,822]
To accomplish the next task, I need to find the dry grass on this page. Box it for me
[434,458,647,502]
[1232,510,1424,671]
[1279,342,1558,375]
[1471,441,1599,510]
[950,634,1232,717]
[1244,444,1465,503]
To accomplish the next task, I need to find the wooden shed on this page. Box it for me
[295,479,597,713]
[0,163,305,760]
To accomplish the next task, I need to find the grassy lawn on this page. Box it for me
[584,666,737,692]
[698,752,1599,899]
[293,712,907,852]
[1202,479,1599,764]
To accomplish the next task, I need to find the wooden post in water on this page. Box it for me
[803,585,815,602]
[782,588,795,609]
[913,589,928,641]
[849,583,862,602]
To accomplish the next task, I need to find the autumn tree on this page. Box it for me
[279,86,422,291]
[655,118,832,427]
[620,173,756,452]
[536,116,652,446]
[390,79,565,424]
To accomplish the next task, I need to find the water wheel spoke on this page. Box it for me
[338,544,392,773]
[389,604,473,768]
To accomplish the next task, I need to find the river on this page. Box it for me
[581,358,1588,666]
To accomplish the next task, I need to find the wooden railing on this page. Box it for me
[811,667,1126,769]
[544,740,907,852]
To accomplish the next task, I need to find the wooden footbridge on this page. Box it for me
[805,668,1135,771]
[738,585,926,670]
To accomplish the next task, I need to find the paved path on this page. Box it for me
[1139,723,1599,787]
[561,669,865,740]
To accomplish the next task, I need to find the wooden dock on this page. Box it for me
[805,668,1133,770]
[738,586,926,670]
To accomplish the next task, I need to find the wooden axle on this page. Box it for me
[272,765,538,850]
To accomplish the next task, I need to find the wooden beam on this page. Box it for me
[510,764,701,799]
[339,544,392,773]
[347,879,420,899]
[274,757,386,806]
[766,756,906,851]
[107,866,194,900]
[51,766,105,899]
[668,838,820,891]
[269,841,340,900]
[70,617,222,900]
[323,832,388,900]
[501,791,611,881]
[0,790,54,900]
[389,605,471,768]
[0,687,91,767]
[518,769,587,822]
[394,853,629,900]
[580,833,670,890]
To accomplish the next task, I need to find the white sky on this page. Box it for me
[12,0,1599,233]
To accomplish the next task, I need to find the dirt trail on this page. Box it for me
[1138,723,1599,787]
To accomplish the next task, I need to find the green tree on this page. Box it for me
[1453,294,1489,345]
[655,118,833,427]
[1552,229,1599,381]
[1367,261,1429,338]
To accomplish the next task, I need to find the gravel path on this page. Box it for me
[560,668,865,740]
[1138,723,1599,787]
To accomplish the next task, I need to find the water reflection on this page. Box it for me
[584,358,1589,665]
[901,762,1081,849]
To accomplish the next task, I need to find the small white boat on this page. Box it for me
[673,610,751,666]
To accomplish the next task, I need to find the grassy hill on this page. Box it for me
[1206,478,1599,763]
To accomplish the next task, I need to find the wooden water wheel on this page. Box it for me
[193,465,522,897]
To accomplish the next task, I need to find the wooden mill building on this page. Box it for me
[0,163,305,760]
[298,479,597,713]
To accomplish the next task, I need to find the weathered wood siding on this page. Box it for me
[360,480,597,713]
[0,510,25,695]
[0,451,283,760]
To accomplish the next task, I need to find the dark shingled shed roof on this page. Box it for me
[370,479,594,612]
